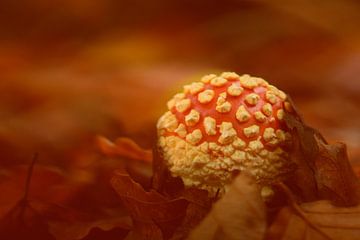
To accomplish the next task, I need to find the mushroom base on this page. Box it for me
[158,135,294,196]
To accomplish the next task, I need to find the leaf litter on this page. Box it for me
[1,97,360,240]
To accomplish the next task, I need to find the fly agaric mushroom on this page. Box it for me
[157,72,294,196]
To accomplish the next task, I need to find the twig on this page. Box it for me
[23,153,38,201]
[18,153,39,220]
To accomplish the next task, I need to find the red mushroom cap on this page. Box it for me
[157,72,294,195]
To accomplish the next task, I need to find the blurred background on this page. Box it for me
[0,0,360,189]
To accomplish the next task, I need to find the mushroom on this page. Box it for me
[157,72,295,196]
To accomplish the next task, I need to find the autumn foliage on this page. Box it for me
[1,1,360,239]
[1,95,359,240]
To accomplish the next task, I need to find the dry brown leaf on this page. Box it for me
[187,174,266,240]
[283,97,360,206]
[313,136,360,206]
[266,200,360,240]
[47,214,131,240]
[111,171,191,240]
[97,136,153,163]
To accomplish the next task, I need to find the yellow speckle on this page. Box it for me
[175,93,186,99]
[255,77,270,87]
[185,109,200,126]
[193,154,209,166]
[216,101,232,113]
[174,123,187,137]
[186,129,203,145]
[265,91,277,104]
[278,90,286,100]
[227,83,243,96]
[218,122,237,144]
[199,141,209,153]
[204,117,217,135]
[240,74,259,89]
[222,145,235,156]
[248,139,264,153]
[216,93,226,105]
[232,137,246,149]
[166,136,179,148]
[208,142,219,150]
[254,111,266,122]
[167,99,176,110]
[201,74,216,83]
[277,109,284,120]
[262,103,273,116]
[231,150,246,162]
[167,93,185,110]
[158,136,166,148]
[219,92,227,98]
[209,142,221,152]
[243,125,260,138]
[175,99,191,112]
[263,128,281,146]
[189,82,205,95]
[263,128,276,142]
[198,89,215,104]
[222,157,234,167]
[236,105,250,123]
[245,93,260,105]
[210,77,228,87]
[157,111,178,132]
[216,93,232,113]
[268,85,286,100]
[221,72,239,81]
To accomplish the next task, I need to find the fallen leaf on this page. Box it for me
[0,154,55,240]
[0,196,131,240]
[283,97,360,206]
[187,174,266,240]
[0,154,132,240]
[111,171,190,240]
[266,200,360,240]
[313,136,360,206]
[170,187,213,240]
[4,197,132,240]
[96,135,154,189]
[97,136,153,163]
[81,226,129,240]
[0,199,56,240]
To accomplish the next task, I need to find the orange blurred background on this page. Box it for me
[1,0,360,171]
